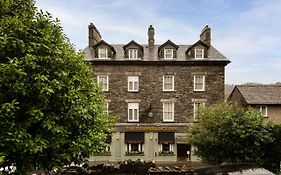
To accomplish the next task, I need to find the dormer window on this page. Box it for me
[98,48,108,59]
[158,40,178,60]
[129,49,138,60]
[195,49,204,59]
[164,49,173,59]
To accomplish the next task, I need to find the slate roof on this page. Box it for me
[236,85,281,105]
[83,44,229,62]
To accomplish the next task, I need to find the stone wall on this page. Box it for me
[92,62,225,123]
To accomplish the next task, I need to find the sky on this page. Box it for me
[35,0,281,85]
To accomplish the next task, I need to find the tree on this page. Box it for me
[0,0,114,174]
[189,103,272,164]
[261,123,281,173]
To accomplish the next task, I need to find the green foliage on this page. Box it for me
[189,103,272,164]
[261,123,281,173]
[0,0,114,173]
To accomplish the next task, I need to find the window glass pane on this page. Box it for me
[162,143,170,151]
[128,76,139,91]
[99,48,107,58]
[129,49,138,59]
[128,143,142,152]
[261,107,266,115]
[195,49,203,59]
[257,106,267,117]
[129,109,133,120]
[131,143,139,151]
[129,82,133,91]
[134,109,138,121]
[164,49,173,59]
[163,103,174,121]
[134,82,138,90]
[128,103,139,121]
[194,76,204,91]
[98,76,108,91]
[163,76,173,91]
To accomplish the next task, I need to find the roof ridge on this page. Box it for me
[238,84,281,87]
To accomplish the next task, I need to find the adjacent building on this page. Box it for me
[83,23,230,162]
[228,85,281,123]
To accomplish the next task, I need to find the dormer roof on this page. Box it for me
[123,40,143,52]
[93,40,116,54]
[185,40,210,54]
[158,40,179,54]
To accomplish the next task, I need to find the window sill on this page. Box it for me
[125,151,144,156]
[194,58,205,60]
[193,90,205,92]
[162,121,174,123]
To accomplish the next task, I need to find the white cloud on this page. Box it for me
[213,1,281,84]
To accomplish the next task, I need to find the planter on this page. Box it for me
[158,151,175,156]
[125,151,144,156]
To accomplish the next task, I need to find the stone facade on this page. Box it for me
[93,63,225,123]
[84,23,230,163]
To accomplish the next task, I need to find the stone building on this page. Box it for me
[228,85,281,123]
[83,23,230,163]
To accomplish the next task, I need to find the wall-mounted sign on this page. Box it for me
[125,126,177,132]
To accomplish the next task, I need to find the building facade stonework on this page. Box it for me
[83,23,230,162]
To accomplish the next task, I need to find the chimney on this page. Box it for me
[88,23,102,47]
[200,25,211,46]
[148,25,155,49]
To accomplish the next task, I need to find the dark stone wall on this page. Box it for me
[92,63,225,123]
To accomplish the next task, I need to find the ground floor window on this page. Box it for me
[158,132,175,156]
[127,143,143,152]
[160,143,173,152]
[125,143,144,156]
[159,143,174,155]
[125,132,145,156]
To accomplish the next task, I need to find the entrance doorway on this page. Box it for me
[177,144,191,161]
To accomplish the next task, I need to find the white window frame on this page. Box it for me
[164,49,173,59]
[194,75,205,91]
[163,75,174,91]
[128,76,139,92]
[256,106,268,118]
[97,75,109,91]
[163,102,174,122]
[128,103,139,122]
[126,143,143,152]
[193,102,205,120]
[128,49,138,60]
[195,49,204,59]
[160,143,174,152]
[98,48,108,59]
